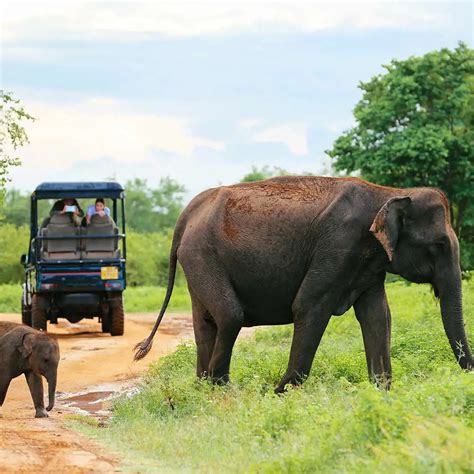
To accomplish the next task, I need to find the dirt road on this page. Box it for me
[0,312,194,473]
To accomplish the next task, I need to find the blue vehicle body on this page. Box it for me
[21,182,127,335]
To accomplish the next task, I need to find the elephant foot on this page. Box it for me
[275,373,306,394]
[210,374,229,385]
[274,384,287,394]
[371,373,392,390]
[35,409,49,418]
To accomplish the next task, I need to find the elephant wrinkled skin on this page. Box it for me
[0,322,60,418]
[135,176,472,392]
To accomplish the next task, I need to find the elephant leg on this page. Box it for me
[207,321,241,384]
[354,285,392,389]
[191,291,217,378]
[25,372,48,418]
[204,286,243,384]
[275,311,332,393]
[185,261,244,384]
[0,377,11,406]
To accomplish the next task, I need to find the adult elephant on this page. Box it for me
[135,176,472,392]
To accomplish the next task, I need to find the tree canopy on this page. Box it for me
[125,177,186,232]
[0,91,34,199]
[240,165,290,183]
[327,43,473,247]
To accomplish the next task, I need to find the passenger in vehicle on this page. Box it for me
[86,198,111,224]
[41,198,84,228]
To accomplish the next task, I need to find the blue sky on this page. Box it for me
[1,1,472,199]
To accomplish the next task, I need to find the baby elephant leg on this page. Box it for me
[25,372,48,418]
[0,377,12,417]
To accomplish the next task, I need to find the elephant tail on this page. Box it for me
[133,220,183,361]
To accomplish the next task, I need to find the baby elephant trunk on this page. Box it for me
[46,371,57,411]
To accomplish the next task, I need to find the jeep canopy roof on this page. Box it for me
[33,182,124,199]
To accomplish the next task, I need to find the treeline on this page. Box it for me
[0,177,188,286]
[0,171,276,285]
[2,177,186,234]
[1,163,472,287]
[0,170,291,286]
[0,223,186,287]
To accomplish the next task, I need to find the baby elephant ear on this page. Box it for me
[18,332,34,358]
[370,196,411,261]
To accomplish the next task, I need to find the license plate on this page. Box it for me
[101,267,119,280]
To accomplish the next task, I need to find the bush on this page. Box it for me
[0,224,29,284]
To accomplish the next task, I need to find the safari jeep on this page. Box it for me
[20,182,127,335]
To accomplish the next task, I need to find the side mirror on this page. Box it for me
[20,254,28,265]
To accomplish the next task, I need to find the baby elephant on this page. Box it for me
[0,322,60,418]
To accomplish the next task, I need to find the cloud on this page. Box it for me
[15,97,223,172]
[238,118,262,129]
[3,1,452,48]
[254,123,309,156]
[6,96,224,197]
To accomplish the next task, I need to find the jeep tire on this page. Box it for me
[109,293,124,336]
[21,300,32,326]
[31,294,48,331]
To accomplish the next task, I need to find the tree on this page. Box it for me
[1,188,30,226]
[0,91,35,201]
[327,43,473,266]
[125,177,186,232]
[327,43,473,234]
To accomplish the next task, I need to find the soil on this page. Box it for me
[0,312,196,473]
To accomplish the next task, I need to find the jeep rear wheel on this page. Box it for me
[31,294,48,331]
[21,300,32,326]
[101,314,111,333]
[110,294,124,336]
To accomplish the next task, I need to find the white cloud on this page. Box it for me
[2,1,451,49]
[238,118,262,129]
[10,97,224,171]
[254,122,308,156]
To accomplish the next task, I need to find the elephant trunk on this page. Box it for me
[437,270,473,370]
[46,371,57,411]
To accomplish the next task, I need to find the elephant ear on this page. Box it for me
[17,331,34,359]
[370,196,411,261]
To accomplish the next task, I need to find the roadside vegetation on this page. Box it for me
[0,284,191,314]
[74,281,474,472]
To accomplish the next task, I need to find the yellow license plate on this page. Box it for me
[101,267,119,280]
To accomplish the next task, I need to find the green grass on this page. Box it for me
[73,281,474,473]
[0,284,21,312]
[124,285,191,312]
[0,284,191,313]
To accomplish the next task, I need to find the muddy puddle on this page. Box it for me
[57,379,141,417]
[158,314,194,335]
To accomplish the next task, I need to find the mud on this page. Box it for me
[0,312,194,473]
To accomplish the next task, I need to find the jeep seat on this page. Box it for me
[41,212,80,260]
[84,214,118,259]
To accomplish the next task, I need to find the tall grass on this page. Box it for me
[75,281,474,472]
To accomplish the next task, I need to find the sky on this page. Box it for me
[1,1,472,200]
